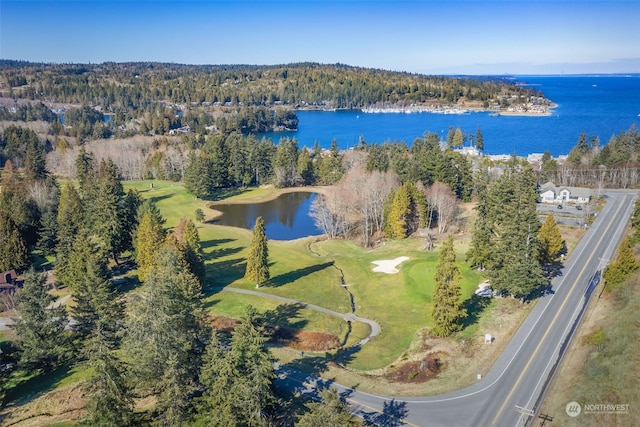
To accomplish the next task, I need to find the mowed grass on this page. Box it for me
[311,238,483,370]
[124,181,485,371]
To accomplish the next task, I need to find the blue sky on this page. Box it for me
[1,1,639,74]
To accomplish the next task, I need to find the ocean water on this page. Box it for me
[265,75,640,157]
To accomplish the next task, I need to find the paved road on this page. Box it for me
[276,190,636,427]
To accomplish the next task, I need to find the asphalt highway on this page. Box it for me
[276,190,637,427]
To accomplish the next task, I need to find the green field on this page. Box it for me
[123,180,484,370]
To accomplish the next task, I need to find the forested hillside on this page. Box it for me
[0,61,543,132]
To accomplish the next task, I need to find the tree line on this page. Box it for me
[0,147,357,425]
[537,125,640,188]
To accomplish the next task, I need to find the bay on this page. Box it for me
[264,75,640,157]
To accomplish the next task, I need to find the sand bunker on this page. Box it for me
[371,256,410,274]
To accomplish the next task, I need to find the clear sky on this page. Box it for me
[1,0,639,75]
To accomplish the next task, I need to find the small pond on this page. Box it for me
[213,191,322,240]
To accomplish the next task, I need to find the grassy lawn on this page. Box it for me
[309,238,483,370]
[121,181,487,371]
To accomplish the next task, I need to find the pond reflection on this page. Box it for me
[213,192,322,240]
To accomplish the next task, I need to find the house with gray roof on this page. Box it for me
[538,181,592,204]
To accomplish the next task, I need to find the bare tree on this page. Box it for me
[334,164,398,247]
[310,191,344,239]
[425,182,459,234]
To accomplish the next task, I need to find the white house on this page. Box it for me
[539,182,592,204]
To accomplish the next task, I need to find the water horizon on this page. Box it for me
[262,75,640,157]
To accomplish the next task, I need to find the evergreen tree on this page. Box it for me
[75,147,97,200]
[36,208,58,257]
[273,137,300,187]
[0,210,31,271]
[431,236,466,337]
[452,128,464,148]
[386,183,411,238]
[296,388,358,427]
[67,231,120,340]
[12,269,71,371]
[184,152,214,198]
[172,217,206,282]
[91,159,127,263]
[197,306,275,427]
[23,135,48,183]
[245,216,270,287]
[445,126,455,148]
[81,319,133,427]
[297,148,315,185]
[604,236,639,290]
[485,160,546,298]
[385,182,424,238]
[55,183,84,287]
[466,195,492,271]
[123,245,208,422]
[475,126,484,151]
[318,139,345,185]
[538,214,564,263]
[135,211,166,282]
[0,159,41,248]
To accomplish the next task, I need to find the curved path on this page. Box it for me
[273,190,637,427]
[207,286,381,348]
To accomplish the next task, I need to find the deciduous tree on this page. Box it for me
[135,211,166,282]
[538,214,564,263]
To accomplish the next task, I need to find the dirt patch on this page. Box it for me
[272,328,341,352]
[385,351,444,383]
[209,315,341,352]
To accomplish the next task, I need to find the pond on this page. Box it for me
[212,191,322,240]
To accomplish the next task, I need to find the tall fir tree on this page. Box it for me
[469,159,546,298]
[66,231,120,340]
[197,306,275,427]
[123,245,208,423]
[432,236,466,337]
[245,216,270,287]
[0,210,30,271]
[12,269,71,371]
[475,126,484,151]
[55,183,84,287]
[81,318,133,427]
[90,159,127,264]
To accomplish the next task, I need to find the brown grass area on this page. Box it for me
[0,383,86,427]
[209,315,341,352]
